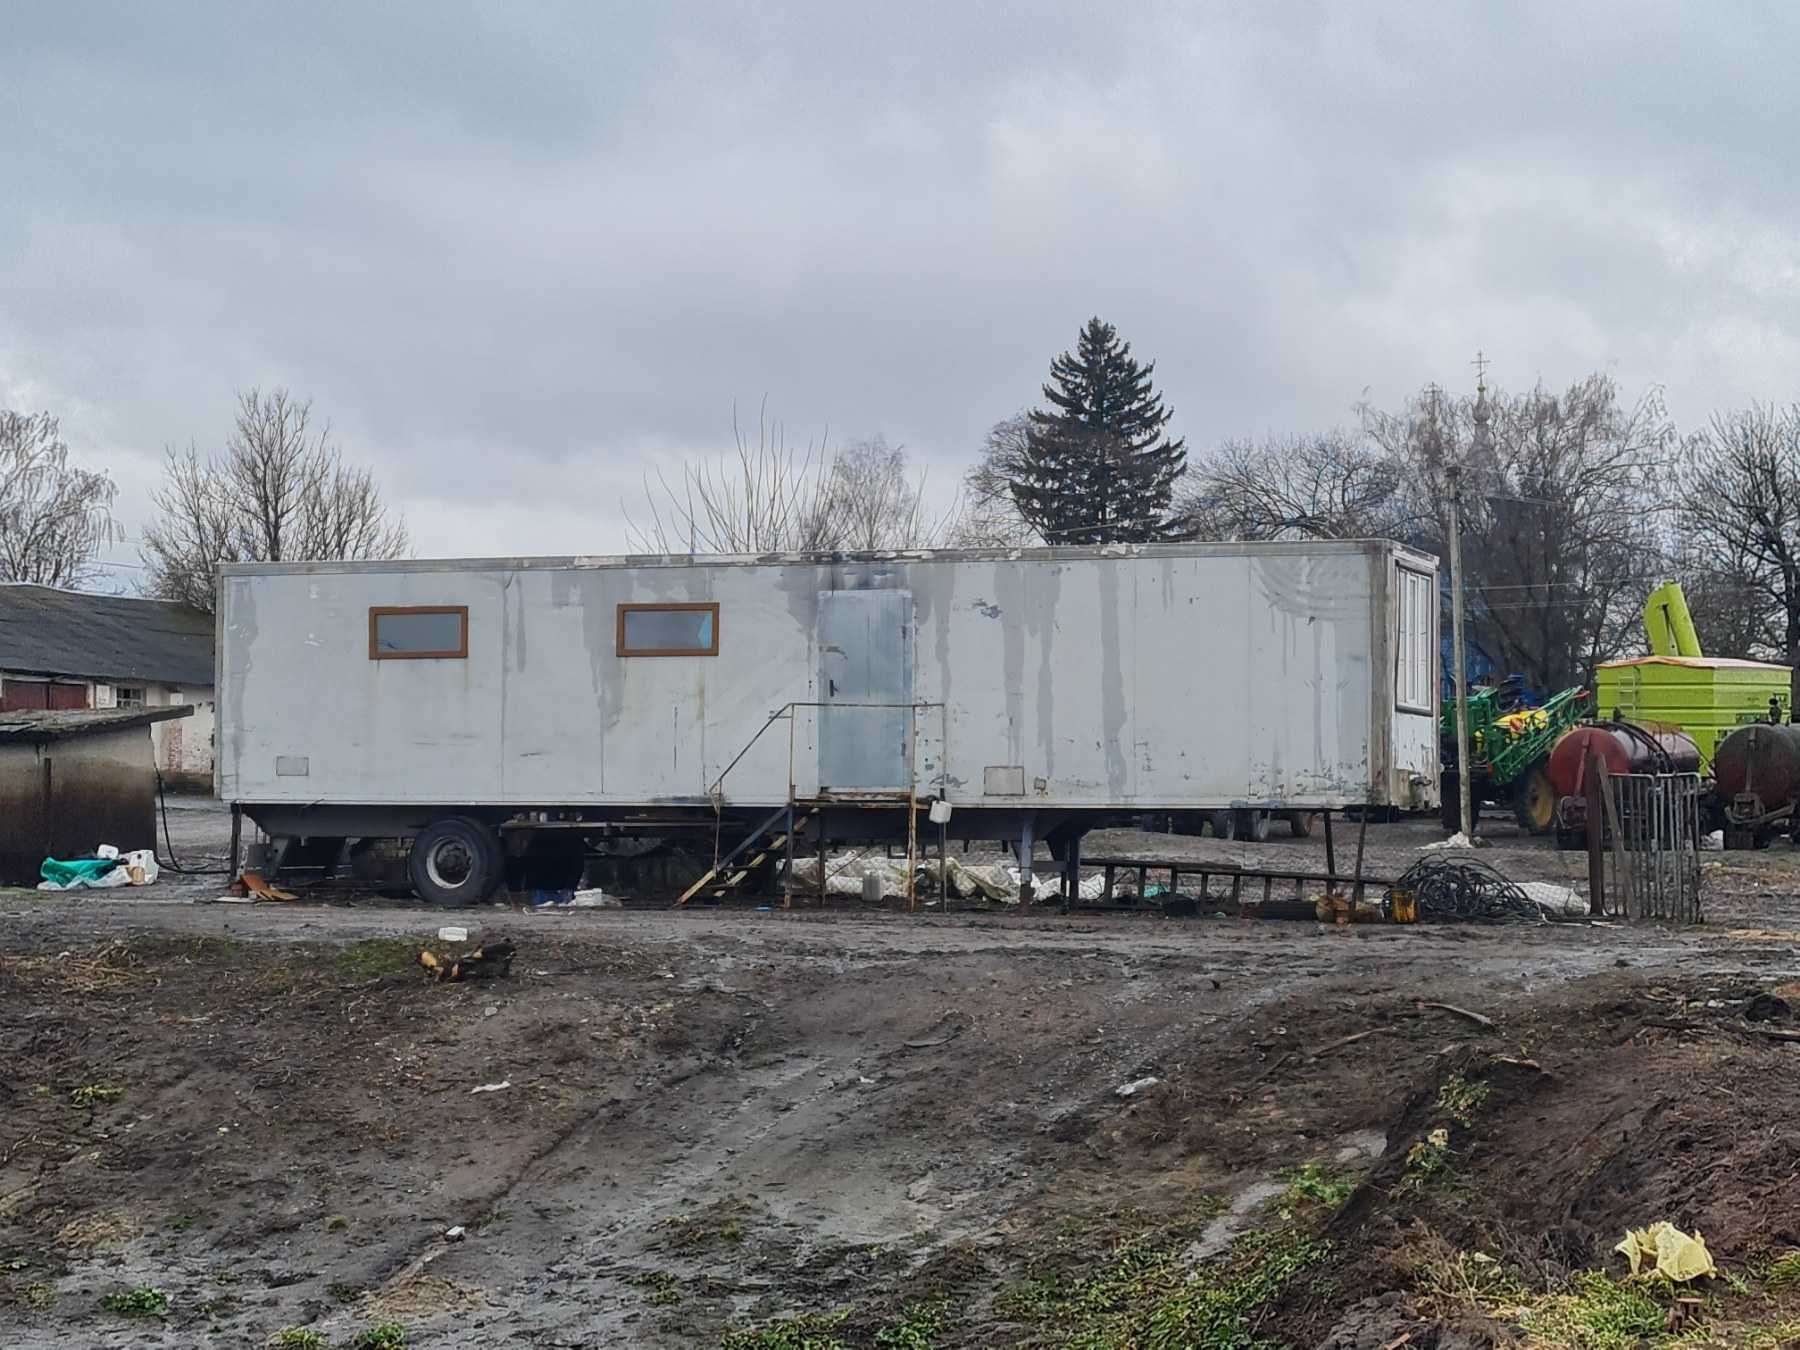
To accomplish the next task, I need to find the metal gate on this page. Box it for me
[1600,772,1703,923]
[817,590,913,793]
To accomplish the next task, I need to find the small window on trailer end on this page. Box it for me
[369,606,469,660]
[1395,567,1434,714]
[617,602,719,656]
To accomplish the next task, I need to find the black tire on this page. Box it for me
[409,816,503,907]
[1236,809,1271,843]
[1511,765,1557,836]
[1287,811,1317,839]
[1208,809,1237,841]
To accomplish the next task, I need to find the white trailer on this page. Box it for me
[217,541,1439,903]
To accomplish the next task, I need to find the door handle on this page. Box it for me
[828,679,837,697]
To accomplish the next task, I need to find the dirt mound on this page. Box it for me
[1295,987,1800,1345]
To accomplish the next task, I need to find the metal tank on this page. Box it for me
[1713,721,1800,847]
[1547,720,1701,849]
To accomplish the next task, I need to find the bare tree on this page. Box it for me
[820,434,949,550]
[948,414,1040,547]
[1675,404,1800,702]
[140,388,409,611]
[1180,430,1407,541]
[0,410,117,588]
[1366,374,1673,694]
[628,403,834,554]
[629,406,952,553]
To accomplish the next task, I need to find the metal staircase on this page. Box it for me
[670,698,944,908]
[674,803,819,906]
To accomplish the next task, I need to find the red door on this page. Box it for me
[0,681,88,711]
[47,682,88,710]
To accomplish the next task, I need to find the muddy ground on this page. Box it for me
[7,802,1800,1347]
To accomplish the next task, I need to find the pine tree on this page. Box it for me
[1011,317,1187,543]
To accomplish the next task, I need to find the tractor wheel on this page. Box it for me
[1208,810,1238,841]
[1287,810,1318,838]
[1511,765,1558,836]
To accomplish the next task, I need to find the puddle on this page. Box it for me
[1334,1128,1386,1163]
[1186,1131,1385,1263]
[1186,1179,1286,1261]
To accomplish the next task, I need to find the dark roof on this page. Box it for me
[0,585,214,687]
[0,705,194,745]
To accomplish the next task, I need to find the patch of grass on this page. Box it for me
[325,1215,349,1232]
[69,1082,124,1108]
[1435,1072,1491,1127]
[1415,1248,1528,1312]
[348,1323,409,1350]
[1738,1320,1800,1350]
[661,1197,751,1251]
[1764,1251,1800,1291]
[1004,1221,1328,1350]
[873,1302,944,1349]
[720,1307,853,1350]
[19,1282,57,1309]
[127,935,248,964]
[336,940,423,980]
[102,1285,170,1319]
[327,1281,362,1304]
[169,1213,198,1232]
[1522,1271,1668,1349]
[633,1271,682,1307]
[273,1328,329,1349]
[1280,1161,1356,1211]
[1401,1127,1456,1191]
[472,1208,510,1230]
[995,1274,1062,1320]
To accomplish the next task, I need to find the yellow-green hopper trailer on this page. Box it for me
[1596,656,1790,768]
[1594,581,1791,768]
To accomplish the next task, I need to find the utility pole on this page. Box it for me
[1448,458,1472,839]
[1449,354,1492,840]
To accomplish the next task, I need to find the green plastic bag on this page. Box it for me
[39,857,122,888]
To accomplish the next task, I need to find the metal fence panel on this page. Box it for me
[1601,772,1703,923]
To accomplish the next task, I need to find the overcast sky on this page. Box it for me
[4,2,1797,584]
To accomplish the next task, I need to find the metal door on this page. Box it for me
[818,590,914,793]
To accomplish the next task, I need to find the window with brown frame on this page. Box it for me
[617,602,719,656]
[369,606,469,660]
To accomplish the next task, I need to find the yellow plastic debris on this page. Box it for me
[1614,1222,1718,1281]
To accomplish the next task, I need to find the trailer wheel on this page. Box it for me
[1208,810,1237,841]
[1235,809,1271,843]
[1287,811,1317,838]
[409,816,502,907]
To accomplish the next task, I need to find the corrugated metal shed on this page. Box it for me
[0,705,194,744]
[0,584,214,686]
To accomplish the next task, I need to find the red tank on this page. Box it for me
[1714,721,1800,814]
[1546,720,1702,800]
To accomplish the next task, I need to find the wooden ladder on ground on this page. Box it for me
[674,804,818,906]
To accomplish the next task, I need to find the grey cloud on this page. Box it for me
[4,2,1800,566]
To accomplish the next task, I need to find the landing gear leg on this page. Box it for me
[1018,815,1035,908]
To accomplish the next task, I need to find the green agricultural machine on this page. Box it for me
[1439,682,1589,834]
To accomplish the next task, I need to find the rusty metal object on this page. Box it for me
[1714,721,1800,830]
[1547,720,1701,801]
